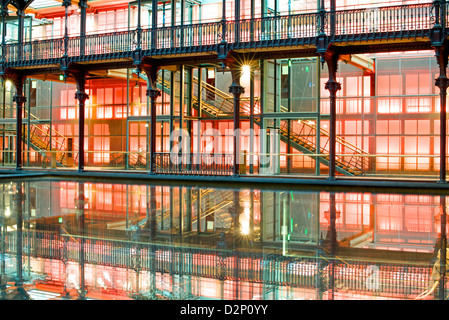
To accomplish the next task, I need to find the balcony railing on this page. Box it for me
[2,2,442,65]
[331,3,433,37]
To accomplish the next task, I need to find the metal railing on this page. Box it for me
[2,2,442,63]
[331,3,433,37]
[153,152,234,175]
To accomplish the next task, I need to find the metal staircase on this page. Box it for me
[1,110,78,167]
[156,74,369,176]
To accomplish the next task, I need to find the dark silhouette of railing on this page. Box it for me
[2,2,442,66]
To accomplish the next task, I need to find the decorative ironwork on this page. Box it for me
[153,153,234,176]
[435,76,449,91]
[0,3,442,68]
[12,94,26,105]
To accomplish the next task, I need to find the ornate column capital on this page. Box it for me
[62,0,72,8]
[78,0,88,9]
[436,76,449,91]
[12,95,27,105]
[325,80,341,94]
[146,88,161,99]
[0,6,8,18]
[75,91,89,102]
[229,83,245,96]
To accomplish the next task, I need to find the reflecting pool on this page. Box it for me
[0,179,447,300]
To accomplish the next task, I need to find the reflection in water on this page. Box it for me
[0,180,447,300]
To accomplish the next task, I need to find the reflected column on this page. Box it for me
[144,186,157,241]
[328,192,337,300]
[439,195,447,300]
[75,182,87,300]
[318,192,337,300]
[0,184,6,298]
[233,190,241,299]
[14,182,29,299]
[61,223,70,299]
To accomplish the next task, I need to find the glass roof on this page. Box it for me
[28,0,62,9]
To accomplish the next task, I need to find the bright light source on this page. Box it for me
[240,206,251,235]
[5,207,10,217]
[5,80,11,90]
[241,65,251,84]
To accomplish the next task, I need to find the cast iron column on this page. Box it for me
[1,3,7,63]
[136,0,142,51]
[79,0,87,56]
[330,0,336,36]
[435,45,449,182]
[12,75,26,171]
[141,64,161,174]
[74,73,88,172]
[221,0,226,43]
[148,88,161,173]
[229,63,245,176]
[62,0,71,58]
[151,0,157,49]
[16,9,25,62]
[324,51,341,180]
[434,0,442,28]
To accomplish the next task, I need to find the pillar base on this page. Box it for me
[7,286,31,300]
[77,290,87,300]
[61,289,71,299]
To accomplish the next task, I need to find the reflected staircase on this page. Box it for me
[119,189,235,232]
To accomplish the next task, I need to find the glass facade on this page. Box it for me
[0,0,446,180]
[0,0,448,301]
